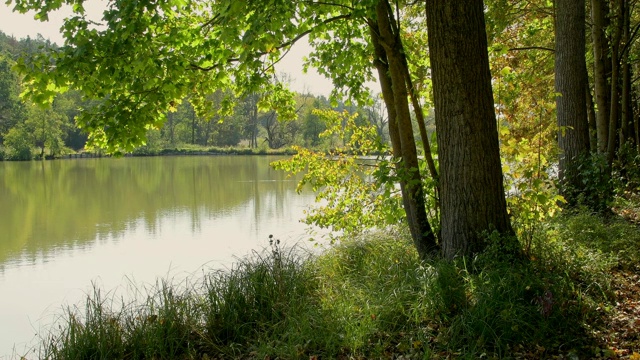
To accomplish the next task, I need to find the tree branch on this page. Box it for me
[189,13,352,72]
[509,46,555,52]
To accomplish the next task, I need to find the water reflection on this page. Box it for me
[0,156,317,359]
[0,156,307,267]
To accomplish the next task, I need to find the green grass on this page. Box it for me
[32,212,640,359]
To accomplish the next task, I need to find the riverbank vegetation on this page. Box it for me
[4,0,640,358]
[30,208,639,360]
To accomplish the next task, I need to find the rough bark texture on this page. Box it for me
[591,0,611,153]
[555,0,590,195]
[426,0,513,259]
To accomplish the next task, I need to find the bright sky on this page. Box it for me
[0,1,341,97]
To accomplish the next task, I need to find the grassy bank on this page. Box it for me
[1,144,298,161]
[30,212,640,359]
[129,145,297,157]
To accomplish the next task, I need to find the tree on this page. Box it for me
[591,0,611,154]
[301,98,328,147]
[554,0,590,203]
[240,93,261,148]
[368,0,438,257]
[364,94,389,145]
[0,55,26,142]
[10,0,521,259]
[426,0,514,258]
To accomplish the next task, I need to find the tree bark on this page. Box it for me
[591,0,611,153]
[587,82,598,152]
[399,45,440,190]
[369,9,438,259]
[607,0,623,168]
[555,0,591,199]
[635,63,640,152]
[620,0,632,148]
[426,0,514,259]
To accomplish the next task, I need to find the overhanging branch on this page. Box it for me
[509,46,555,52]
[189,13,352,72]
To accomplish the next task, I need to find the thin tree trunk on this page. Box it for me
[587,83,598,152]
[620,0,631,148]
[388,24,440,227]
[607,0,623,168]
[399,51,440,211]
[635,64,640,152]
[591,0,611,153]
[403,61,439,183]
[369,13,438,258]
[426,0,514,259]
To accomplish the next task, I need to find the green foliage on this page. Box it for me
[300,98,329,147]
[11,0,348,153]
[559,153,613,213]
[612,142,640,193]
[273,109,404,236]
[0,55,27,139]
[3,124,32,160]
[487,0,562,242]
[501,124,564,251]
[548,211,640,271]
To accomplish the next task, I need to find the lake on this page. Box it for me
[0,156,320,359]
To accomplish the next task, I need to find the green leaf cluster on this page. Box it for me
[273,109,403,237]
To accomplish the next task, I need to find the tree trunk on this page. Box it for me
[555,0,591,200]
[635,63,640,152]
[400,52,440,214]
[607,0,623,168]
[399,45,440,189]
[586,82,598,152]
[426,0,514,259]
[620,1,631,148]
[369,11,438,258]
[591,0,611,153]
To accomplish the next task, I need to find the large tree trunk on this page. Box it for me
[426,0,514,259]
[555,0,591,201]
[369,8,438,259]
[591,0,611,153]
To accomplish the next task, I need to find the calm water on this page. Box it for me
[0,156,319,359]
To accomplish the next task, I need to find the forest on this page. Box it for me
[3,0,640,358]
[0,31,390,159]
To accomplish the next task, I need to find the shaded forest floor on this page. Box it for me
[599,269,640,358]
[584,196,640,359]
[511,267,640,359]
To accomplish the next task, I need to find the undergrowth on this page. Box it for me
[31,212,640,359]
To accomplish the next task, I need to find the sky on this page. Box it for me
[0,1,343,97]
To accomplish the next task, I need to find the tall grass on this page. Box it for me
[34,212,639,359]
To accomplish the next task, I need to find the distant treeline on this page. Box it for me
[0,30,391,160]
